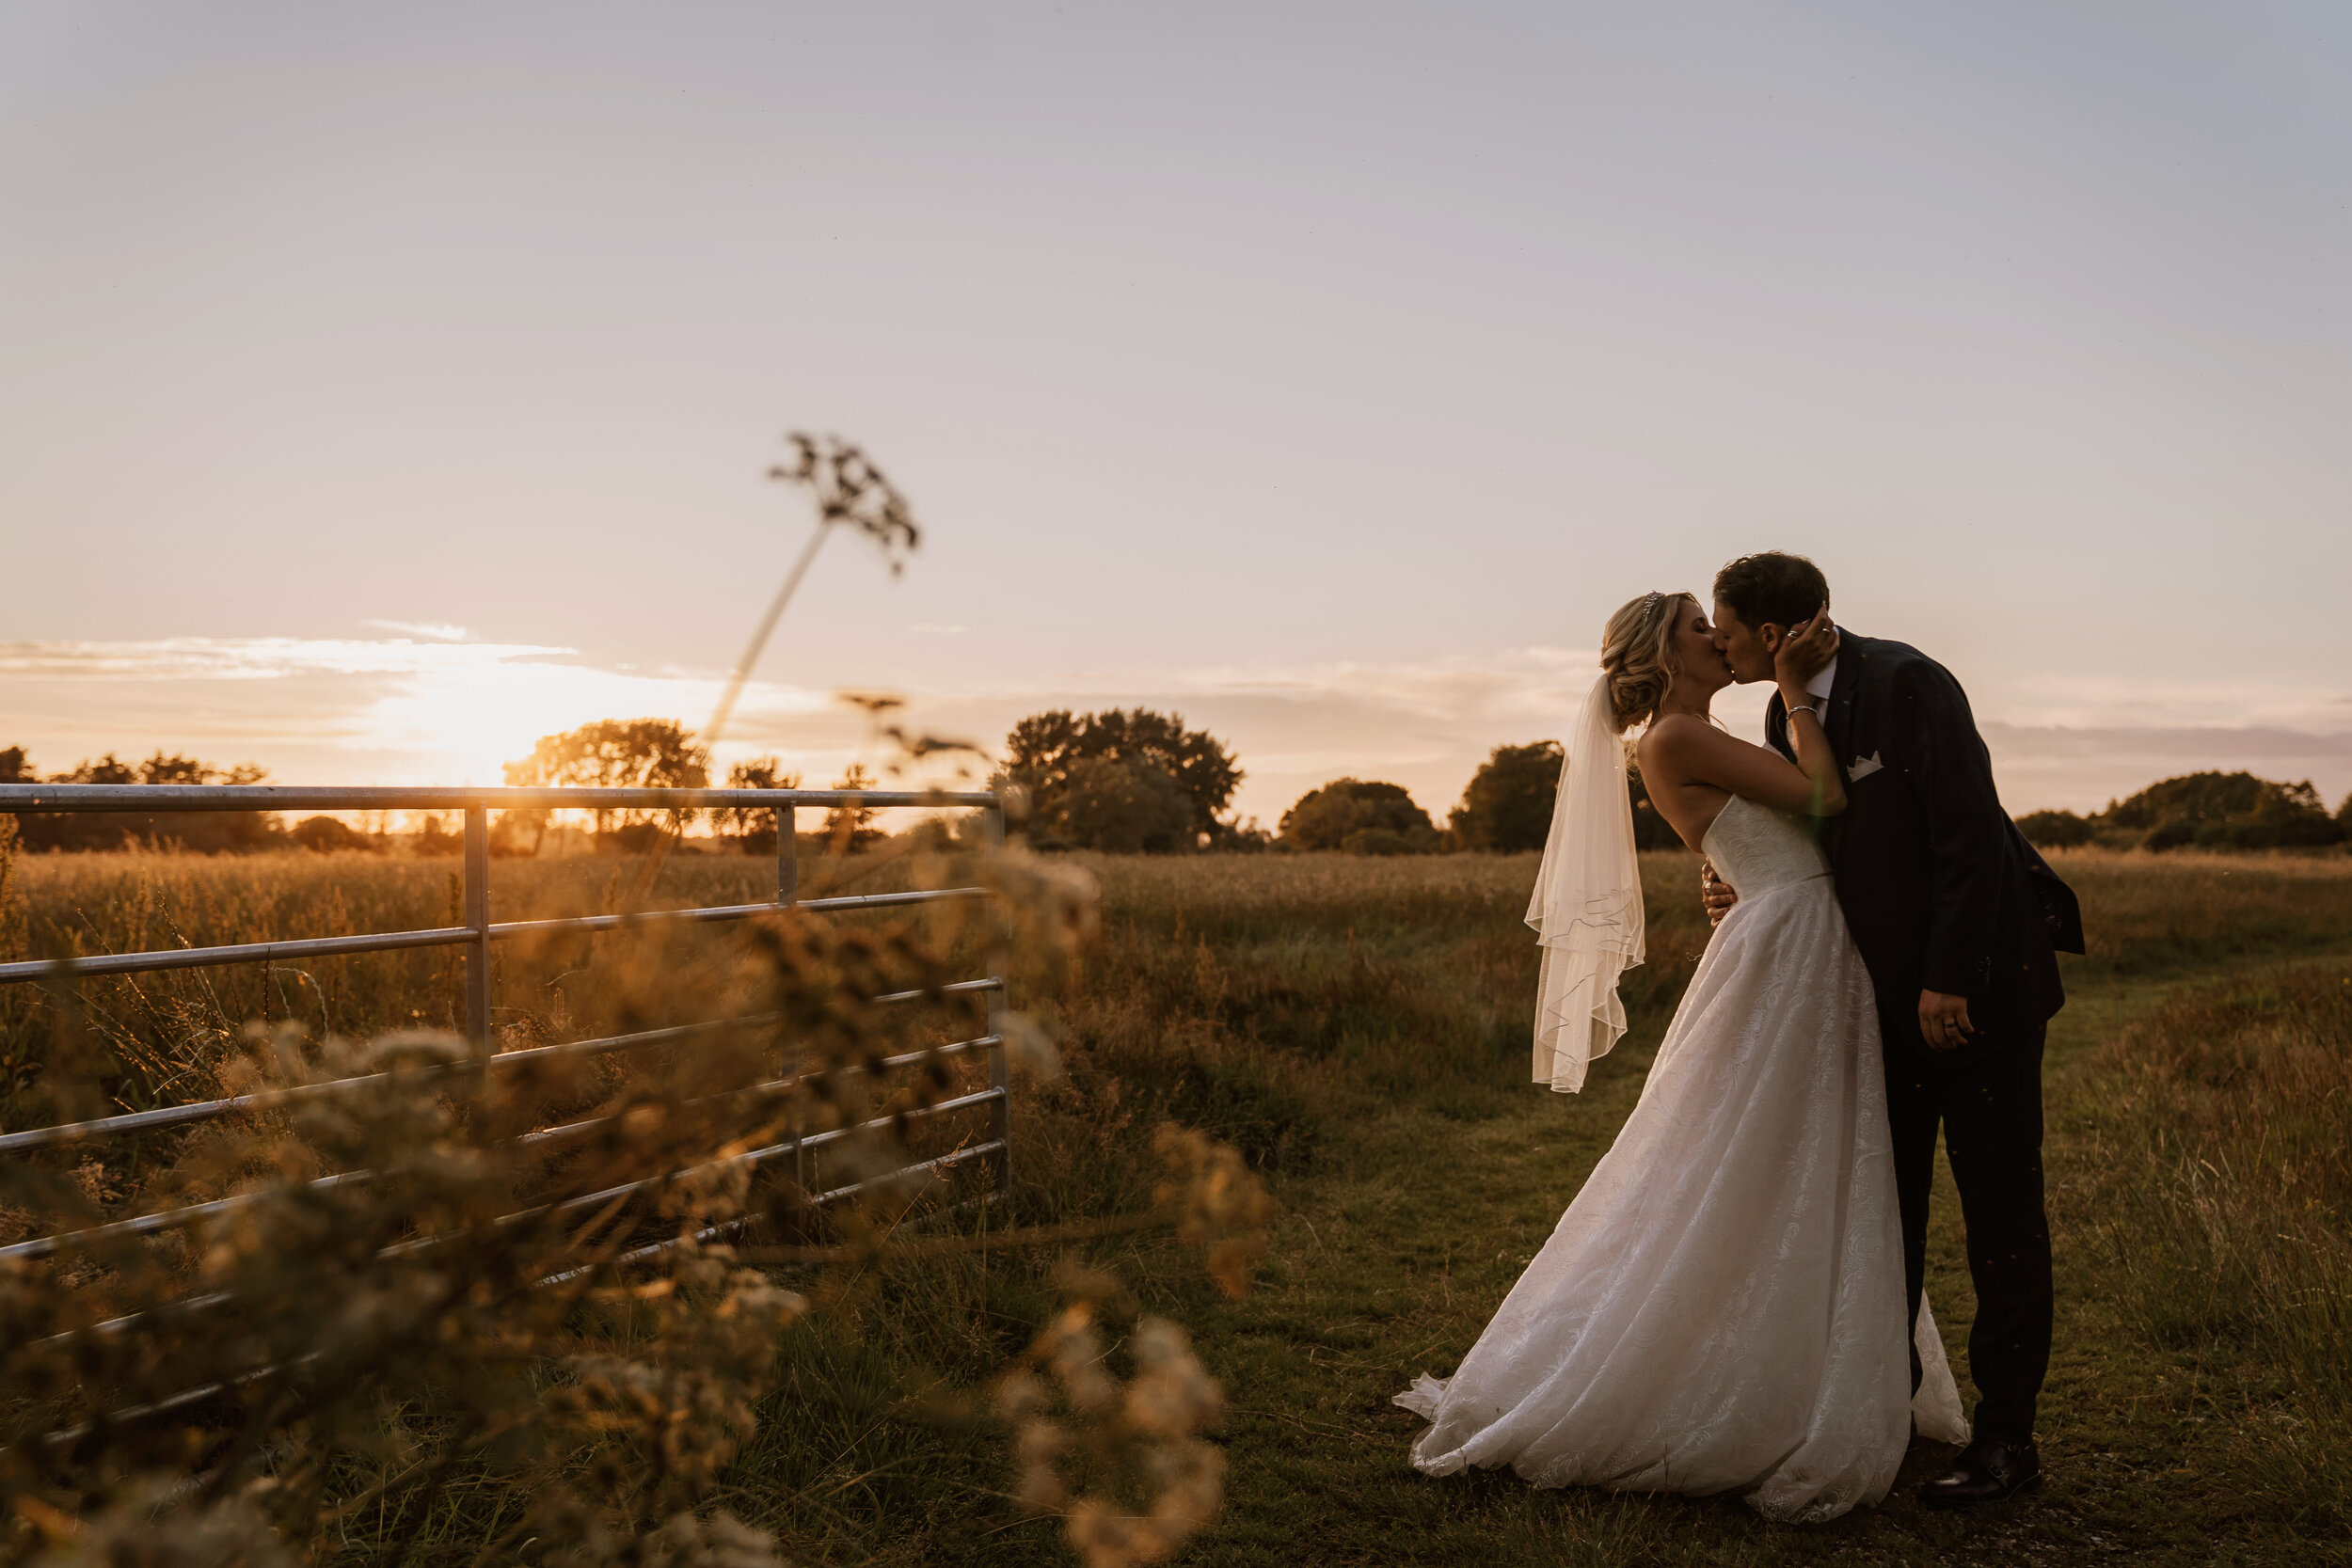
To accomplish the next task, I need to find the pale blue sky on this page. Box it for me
[5,3,2348,822]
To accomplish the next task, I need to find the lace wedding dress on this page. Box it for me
[1396,794,1968,1522]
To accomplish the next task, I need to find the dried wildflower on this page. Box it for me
[636,1510,780,1568]
[999,1297,1227,1568]
[25,1481,298,1568]
[986,841,1103,963]
[66,1159,116,1208]
[997,1010,1064,1082]
[1153,1124,1280,1299]
[1124,1317,1223,1438]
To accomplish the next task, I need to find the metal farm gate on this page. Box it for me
[0,782,1014,1272]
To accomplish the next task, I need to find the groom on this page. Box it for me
[1702,551,2083,1507]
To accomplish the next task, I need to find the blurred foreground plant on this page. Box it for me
[996,1267,1224,1568]
[0,821,1273,1567]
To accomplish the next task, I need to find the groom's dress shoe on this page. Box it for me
[1919,1437,2041,1507]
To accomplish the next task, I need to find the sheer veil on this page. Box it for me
[1526,672,1644,1092]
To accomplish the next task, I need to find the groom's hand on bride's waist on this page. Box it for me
[1919,990,1977,1051]
[1700,860,1738,927]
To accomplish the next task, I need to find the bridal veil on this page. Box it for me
[1526,672,1644,1092]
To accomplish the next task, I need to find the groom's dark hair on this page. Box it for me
[1713,551,1829,631]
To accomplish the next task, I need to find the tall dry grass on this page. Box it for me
[0,846,932,1117]
[2070,961,2352,1533]
[8,838,2352,1560]
[2042,847,2352,977]
[1023,850,1709,1161]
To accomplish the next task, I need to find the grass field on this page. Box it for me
[5,844,2349,1564]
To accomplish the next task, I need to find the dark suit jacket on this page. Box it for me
[1764,634,2083,1068]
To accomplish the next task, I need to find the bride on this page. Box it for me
[1394,590,1966,1523]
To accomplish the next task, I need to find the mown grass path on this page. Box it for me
[1167,939,2349,1567]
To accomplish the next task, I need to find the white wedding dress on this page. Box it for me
[1396,794,1967,1522]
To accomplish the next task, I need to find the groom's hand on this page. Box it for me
[1918,990,1976,1051]
[1700,859,1738,927]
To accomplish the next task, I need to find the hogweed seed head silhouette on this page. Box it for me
[768,434,919,575]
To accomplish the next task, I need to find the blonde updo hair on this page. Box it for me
[1600,591,1694,734]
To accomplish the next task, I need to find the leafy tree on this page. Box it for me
[10,749,278,852]
[1625,764,1682,851]
[290,815,375,853]
[1037,755,1196,853]
[503,720,710,840]
[1450,741,1677,852]
[486,812,543,858]
[61,753,137,788]
[717,757,802,855]
[2014,810,2094,848]
[135,752,266,787]
[822,763,885,852]
[1450,742,1561,852]
[2095,771,2344,851]
[1204,816,1274,853]
[1003,709,1241,846]
[1278,780,1437,853]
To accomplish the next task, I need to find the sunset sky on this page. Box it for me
[7,3,2349,827]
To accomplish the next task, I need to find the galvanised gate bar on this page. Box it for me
[0,782,1012,1266]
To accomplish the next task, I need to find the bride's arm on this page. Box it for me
[1771,610,1844,815]
[1648,719,1845,818]
[1649,610,1848,816]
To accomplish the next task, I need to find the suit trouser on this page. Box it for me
[1882,1023,2053,1442]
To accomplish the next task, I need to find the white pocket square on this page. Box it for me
[1848,752,1885,781]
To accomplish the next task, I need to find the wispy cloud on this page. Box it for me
[1992,673,2352,733]
[0,637,572,681]
[364,620,477,642]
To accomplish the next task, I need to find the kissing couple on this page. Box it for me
[1394,551,2084,1521]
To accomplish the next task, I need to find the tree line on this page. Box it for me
[0,728,883,858]
[8,721,2350,859]
[991,717,1666,854]
[2015,772,2352,853]
[0,745,282,854]
[1265,742,1681,854]
[995,714,2352,859]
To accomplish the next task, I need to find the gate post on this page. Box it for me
[774,802,798,907]
[983,799,1010,1203]
[463,804,491,1066]
[777,800,804,1196]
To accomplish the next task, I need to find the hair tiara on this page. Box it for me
[1643,591,1662,614]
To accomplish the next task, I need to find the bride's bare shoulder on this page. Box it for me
[1639,713,1713,757]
